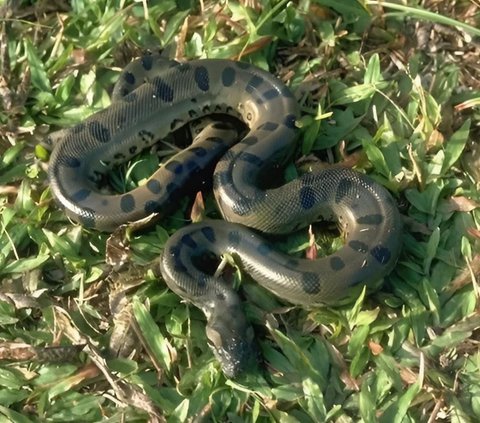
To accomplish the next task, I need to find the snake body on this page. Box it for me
[48,55,402,377]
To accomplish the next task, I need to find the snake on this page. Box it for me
[47,54,403,377]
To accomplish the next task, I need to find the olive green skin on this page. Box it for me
[48,55,402,377]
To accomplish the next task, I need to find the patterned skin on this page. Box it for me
[48,54,402,377]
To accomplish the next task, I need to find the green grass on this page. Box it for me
[1,0,480,421]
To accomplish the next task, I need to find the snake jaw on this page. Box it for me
[205,308,256,378]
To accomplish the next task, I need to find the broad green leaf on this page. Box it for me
[424,227,440,275]
[24,39,51,92]
[359,373,377,422]
[0,255,49,275]
[348,324,370,356]
[363,140,390,177]
[0,368,27,390]
[0,300,18,325]
[379,382,421,423]
[1,143,25,168]
[333,83,376,105]
[302,377,327,422]
[0,405,35,423]
[365,53,382,84]
[350,346,370,378]
[132,297,171,372]
[441,119,470,175]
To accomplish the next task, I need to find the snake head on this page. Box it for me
[205,307,257,378]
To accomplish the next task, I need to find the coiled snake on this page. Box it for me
[47,54,402,377]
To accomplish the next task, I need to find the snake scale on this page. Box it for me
[47,54,402,377]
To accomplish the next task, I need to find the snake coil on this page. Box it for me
[48,55,402,377]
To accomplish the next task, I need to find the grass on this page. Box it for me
[1,0,480,421]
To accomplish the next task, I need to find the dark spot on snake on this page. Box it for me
[170,246,187,273]
[206,136,223,144]
[258,122,279,131]
[216,291,226,301]
[228,231,241,247]
[114,152,126,160]
[139,129,155,143]
[144,200,161,214]
[211,122,233,130]
[166,183,178,194]
[165,160,183,175]
[186,160,201,172]
[257,243,272,256]
[141,55,153,70]
[370,245,391,265]
[89,121,111,143]
[281,86,294,98]
[349,240,369,253]
[71,189,91,202]
[202,105,211,114]
[357,214,384,225]
[191,146,207,157]
[299,186,316,210]
[283,114,297,129]
[263,89,279,100]
[222,67,236,87]
[146,179,162,194]
[169,245,180,257]
[330,256,345,271]
[238,152,263,167]
[335,178,354,204]
[62,156,81,168]
[194,66,209,91]
[92,170,103,180]
[188,109,198,118]
[190,97,197,103]
[201,226,216,243]
[152,76,174,102]
[170,118,184,131]
[120,87,130,97]
[120,194,136,213]
[301,272,321,294]
[242,136,258,145]
[246,75,263,94]
[129,146,138,155]
[181,233,197,249]
[78,208,97,228]
[124,71,135,85]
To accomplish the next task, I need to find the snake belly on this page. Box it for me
[48,55,402,377]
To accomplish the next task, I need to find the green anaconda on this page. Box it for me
[47,54,402,377]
